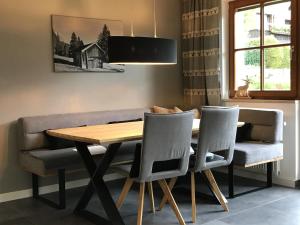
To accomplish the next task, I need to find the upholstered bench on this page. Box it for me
[18,108,150,208]
[228,108,284,198]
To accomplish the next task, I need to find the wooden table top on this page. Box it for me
[47,119,244,145]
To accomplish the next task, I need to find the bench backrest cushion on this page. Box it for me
[18,108,150,151]
[238,108,283,143]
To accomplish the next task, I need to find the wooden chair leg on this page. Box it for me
[158,179,186,225]
[191,172,196,223]
[116,178,134,209]
[147,182,155,213]
[158,177,178,210]
[203,170,229,212]
[137,183,145,225]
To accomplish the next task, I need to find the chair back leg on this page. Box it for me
[116,178,134,209]
[158,177,177,210]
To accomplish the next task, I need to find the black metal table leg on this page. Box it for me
[74,180,94,213]
[74,142,124,225]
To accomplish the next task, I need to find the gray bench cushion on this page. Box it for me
[239,108,283,143]
[18,108,150,151]
[233,142,283,166]
[20,141,140,176]
[18,108,150,176]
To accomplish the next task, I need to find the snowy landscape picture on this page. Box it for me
[51,15,124,72]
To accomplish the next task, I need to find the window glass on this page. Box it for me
[235,6,260,49]
[264,46,291,90]
[264,1,291,45]
[235,50,260,90]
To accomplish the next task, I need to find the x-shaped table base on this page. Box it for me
[73,142,125,225]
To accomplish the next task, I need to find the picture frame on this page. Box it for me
[51,15,124,73]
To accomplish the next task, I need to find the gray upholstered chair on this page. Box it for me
[112,111,194,225]
[159,106,239,223]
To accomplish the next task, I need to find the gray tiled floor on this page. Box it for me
[1,173,300,225]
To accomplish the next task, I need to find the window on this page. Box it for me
[229,0,298,99]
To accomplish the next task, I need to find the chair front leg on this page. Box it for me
[147,182,155,213]
[203,170,229,212]
[158,177,178,210]
[137,183,145,225]
[158,179,186,225]
[191,172,196,223]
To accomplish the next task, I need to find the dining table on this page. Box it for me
[47,119,244,225]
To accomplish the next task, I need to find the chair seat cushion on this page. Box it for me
[189,152,225,170]
[233,142,283,166]
[112,146,195,178]
[109,140,141,165]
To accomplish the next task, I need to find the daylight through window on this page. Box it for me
[229,0,298,99]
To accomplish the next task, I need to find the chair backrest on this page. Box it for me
[194,106,239,172]
[138,111,194,182]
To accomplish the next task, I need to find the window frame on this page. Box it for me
[229,0,299,99]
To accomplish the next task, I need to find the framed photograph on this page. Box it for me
[51,15,124,72]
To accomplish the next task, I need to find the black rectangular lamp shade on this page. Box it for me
[108,36,177,65]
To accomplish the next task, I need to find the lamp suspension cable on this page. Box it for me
[153,0,157,38]
[131,20,134,37]
[130,0,134,36]
[107,0,177,65]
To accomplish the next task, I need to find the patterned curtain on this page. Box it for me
[182,0,221,107]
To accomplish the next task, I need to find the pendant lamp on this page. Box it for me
[107,0,177,65]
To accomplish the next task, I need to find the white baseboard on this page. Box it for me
[214,168,297,188]
[0,173,124,203]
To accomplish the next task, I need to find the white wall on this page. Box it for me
[0,0,182,194]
